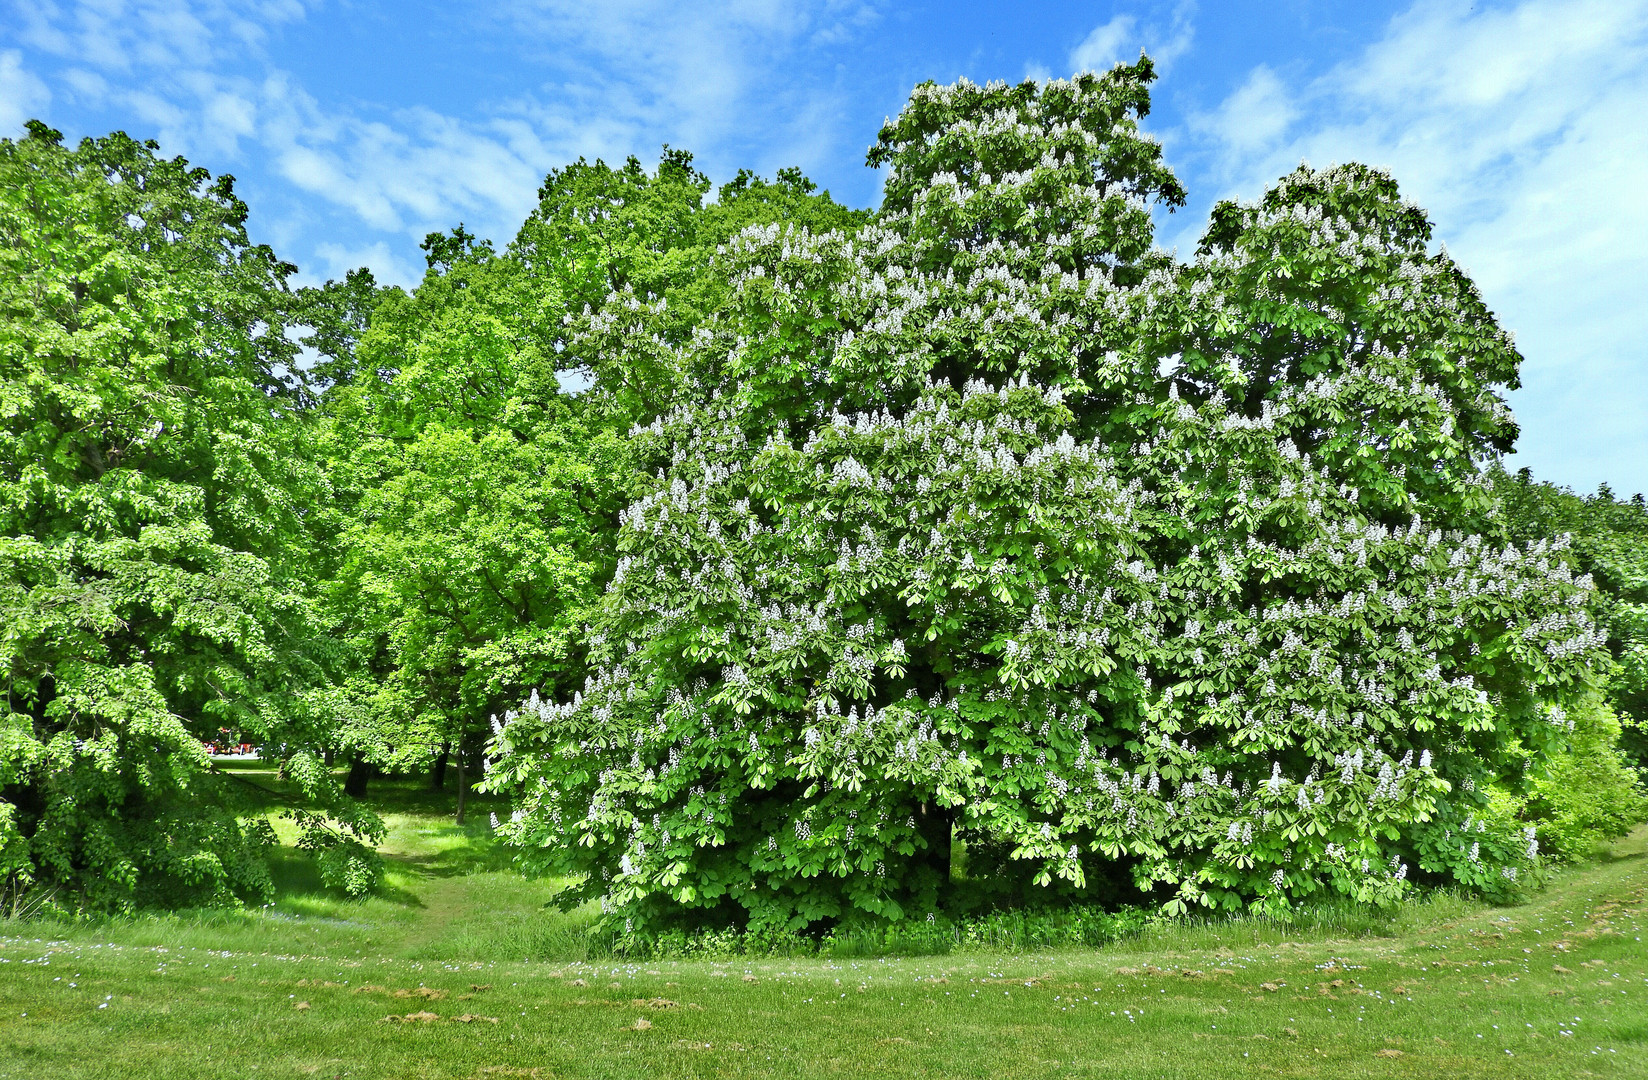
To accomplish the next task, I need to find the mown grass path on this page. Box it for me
[1,777,1644,1078]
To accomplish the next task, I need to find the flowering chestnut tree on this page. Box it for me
[1096,162,1603,908]
[485,63,1603,933]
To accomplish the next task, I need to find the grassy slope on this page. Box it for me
[1,768,1644,1079]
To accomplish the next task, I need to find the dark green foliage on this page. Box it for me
[291,267,384,395]
[3,60,1642,931]
[604,902,1154,959]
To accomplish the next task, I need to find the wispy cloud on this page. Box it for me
[11,2,572,248]
[1188,65,1293,155]
[312,239,424,290]
[1071,15,1139,72]
[15,0,308,73]
[11,0,881,281]
[497,1,879,177]
[0,50,51,137]
[1069,2,1195,75]
[256,76,555,240]
[1178,0,1648,493]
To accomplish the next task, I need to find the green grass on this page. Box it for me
[2,771,1645,1078]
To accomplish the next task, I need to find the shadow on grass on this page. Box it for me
[265,848,425,910]
[390,850,510,880]
[1599,821,1648,862]
[218,759,512,818]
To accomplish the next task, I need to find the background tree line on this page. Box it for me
[1,61,1644,925]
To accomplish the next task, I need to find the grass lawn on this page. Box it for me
[2,767,1645,1079]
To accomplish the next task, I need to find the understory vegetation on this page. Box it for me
[2,53,1645,953]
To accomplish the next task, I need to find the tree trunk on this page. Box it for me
[454,742,468,825]
[431,743,450,790]
[322,745,335,767]
[343,757,374,799]
[919,802,953,886]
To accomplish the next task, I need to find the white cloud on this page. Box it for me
[16,0,309,72]
[1189,65,1294,156]
[498,1,874,173]
[255,0,880,246]
[0,50,51,137]
[8,1,553,278]
[1071,15,1139,73]
[61,66,108,103]
[1182,0,1648,494]
[1069,3,1195,75]
[311,240,422,291]
[11,0,878,285]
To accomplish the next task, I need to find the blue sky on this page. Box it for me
[4,0,1645,495]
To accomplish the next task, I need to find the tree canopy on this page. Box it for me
[1497,470,1648,770]
[0,123,379,909]
[310,151,867,810]
[484,64,1611,937]
[3,60,1641,921]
